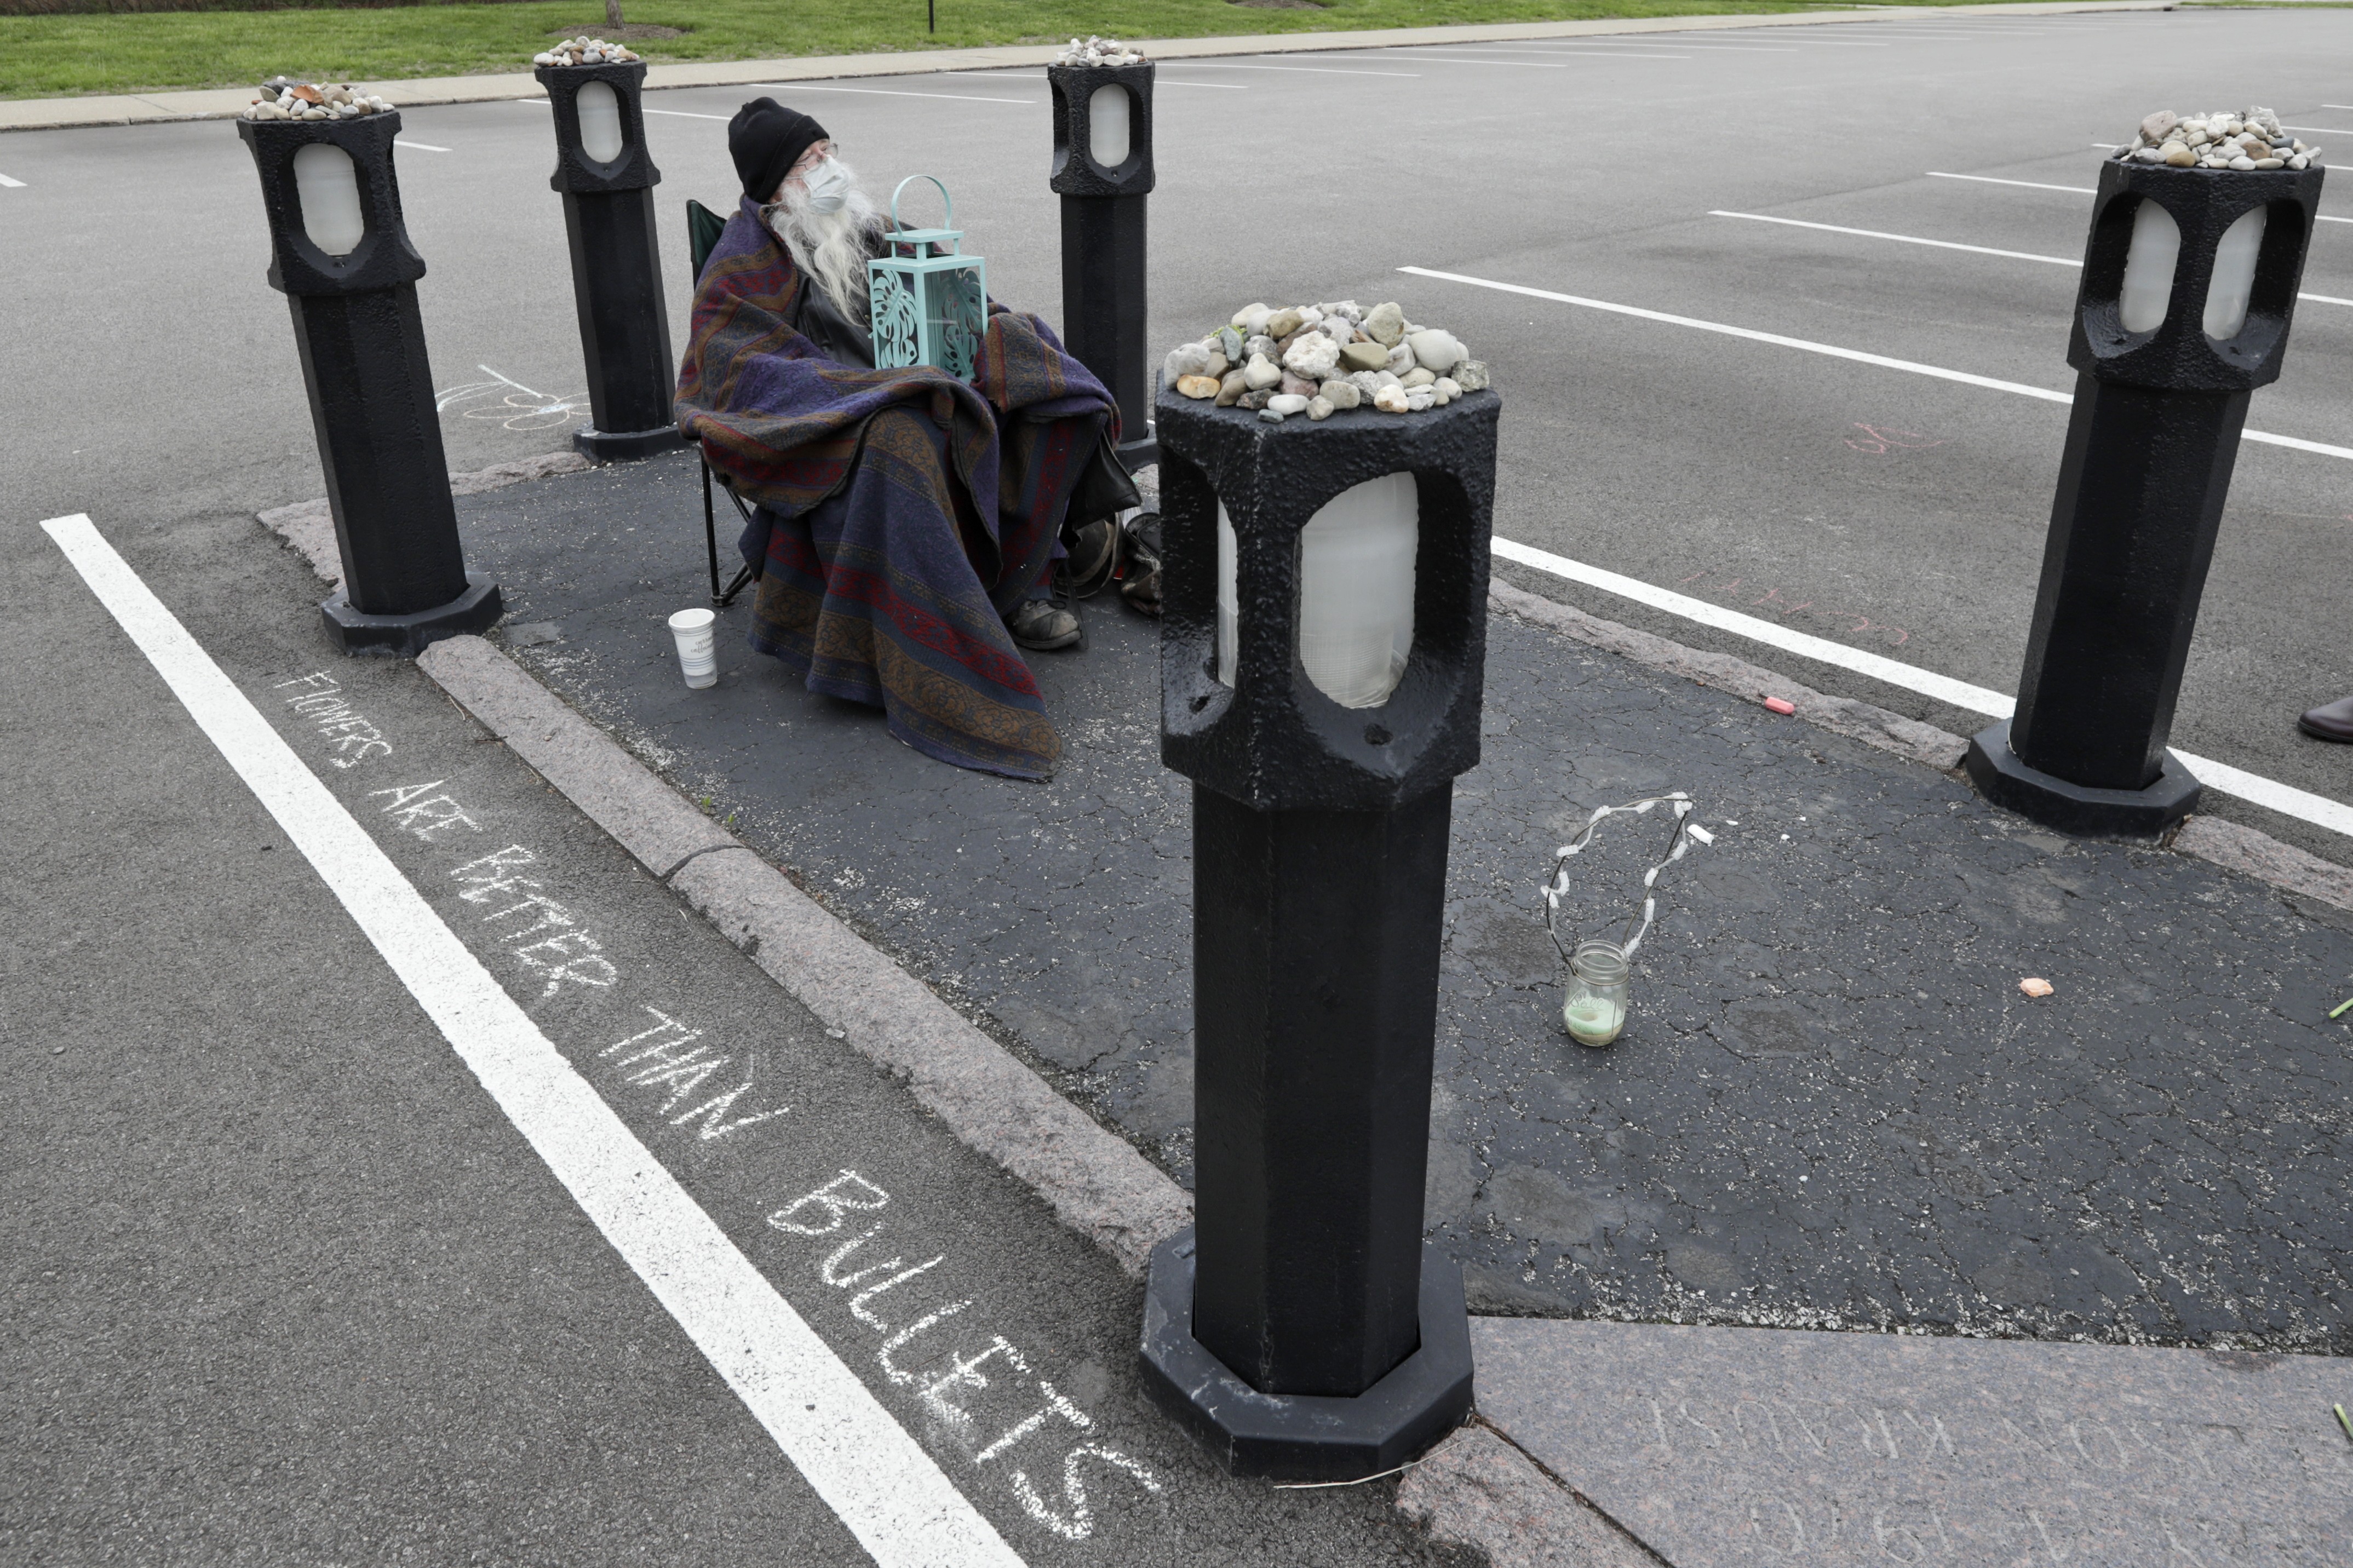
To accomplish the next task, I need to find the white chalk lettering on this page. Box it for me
[922,1337,1030,1430]
[879,1302,973,1386]
[478,893,577,939]
[850,1261,946,1328]
[453,845,539,882]
[977,1379,1091,1464]
[1010,1445,1163,1543]
[508,929,616,997]
[769,1170,1162,1540]
[669,1079,788,1140]
[274,673,392,767]
[769,1170,891,1236]
[369,780,481,840]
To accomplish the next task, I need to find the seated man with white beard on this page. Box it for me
[676,99,1129,782]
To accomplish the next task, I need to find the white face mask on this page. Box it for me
[801,156,851,214]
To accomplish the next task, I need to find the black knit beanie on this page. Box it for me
[728,97,829,203]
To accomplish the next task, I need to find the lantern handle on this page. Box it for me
[888,174,956,249]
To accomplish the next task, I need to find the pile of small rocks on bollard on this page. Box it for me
[242,79,393,120]
[2120,106,2320,170]
[1056,34,1144,65]
[533,36,643,67]
[1164,300,1491,422]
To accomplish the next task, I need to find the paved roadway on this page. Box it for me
[9,5,2351,859]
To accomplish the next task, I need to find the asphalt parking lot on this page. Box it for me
[10,8,2353,1561]
[7,5,2353,861]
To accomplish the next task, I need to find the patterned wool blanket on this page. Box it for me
[676,198,1115,779]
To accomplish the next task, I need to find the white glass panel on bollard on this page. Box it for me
[1216,500,1239,687]
[576,81,625,163]
[2203,205,2267,341]
[292,142,365,256]
[1088,84,1130,168]
[1299,472,1418,709]
[2117,198,2180,333]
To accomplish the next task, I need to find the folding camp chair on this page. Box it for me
[686,198,757,607]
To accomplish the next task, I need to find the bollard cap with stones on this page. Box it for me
[236,110,424,296]
[1048,58,1155,198]
[533,55,662,194]
[2073,118,2324,391]
[1157,382,1500,813]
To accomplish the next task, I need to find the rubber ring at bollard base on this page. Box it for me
[1964,719,2200,842]
[572,424,692,463]
[322,572,503,658]
[1135,1227,1474,1482]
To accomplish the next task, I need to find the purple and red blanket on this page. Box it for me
[676,197,1115,780]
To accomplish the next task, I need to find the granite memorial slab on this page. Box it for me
[1472,1317,2351,1566]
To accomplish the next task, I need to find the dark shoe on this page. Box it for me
[1063,517,1120,599]
[1118,512,1163,618]
[1007,597,1082,652]
[2298,696,2353,742]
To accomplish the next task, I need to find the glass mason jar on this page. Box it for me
[1562,938,1631,1048]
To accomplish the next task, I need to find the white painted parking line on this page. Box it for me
[1146,79,1250,89]
[394,140,450,152]
[0,171,27,188]
[1396,263,2353,464]
[1711,210,2353,308]
[1392,46,1694,60]
[643,108,731,120]
[1562,41,1798,52]
[751,82,1035,105]
[1712,210,2077,267]
[1180,61,1418,77]
[1927,171,2094,196]
[2276,126,2350,136]
[1490,536,2353,840]
[1813,30,1983,39]
[1361,50,1687,65]
[31,514,1031,1568]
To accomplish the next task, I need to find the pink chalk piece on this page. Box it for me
[1763,697,1797,715]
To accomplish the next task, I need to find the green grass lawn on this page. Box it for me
[0,0,2042,100]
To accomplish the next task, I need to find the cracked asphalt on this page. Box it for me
[451,453,2353,1356]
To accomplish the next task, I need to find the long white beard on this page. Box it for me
[764,169,881,325]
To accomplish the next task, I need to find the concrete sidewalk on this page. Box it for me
[0,0,2173,133]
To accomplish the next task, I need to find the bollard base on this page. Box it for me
[1137,1228,1473,1482]
[1965,719,2200,840]
[1115,427,1157,474]
[573,424,688,463]
[323,572,503,657]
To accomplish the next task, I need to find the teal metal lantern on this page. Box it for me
[868,175,986,378]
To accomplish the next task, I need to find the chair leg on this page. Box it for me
[716,564,755,608]
[702,453,722,602]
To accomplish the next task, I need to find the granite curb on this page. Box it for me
[1396,1423,1665,1567]
[1,0,2173,133]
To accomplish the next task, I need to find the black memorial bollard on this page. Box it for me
[238,108,501,655]
[1048,59,1155,469]
[536,56,681,462]
[1966,151,2322,837]
[1137,385,1497,1480]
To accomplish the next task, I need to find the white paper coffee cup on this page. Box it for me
[668,607,718,690]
